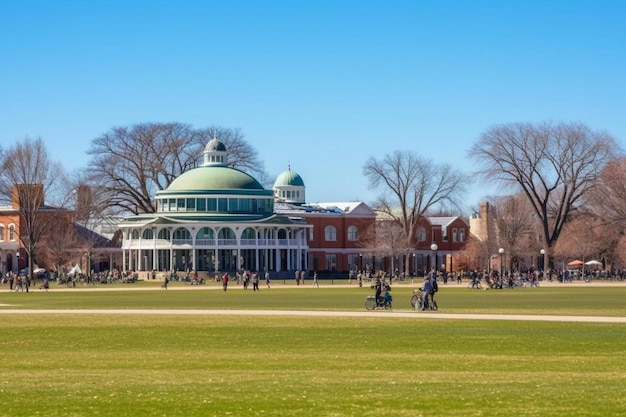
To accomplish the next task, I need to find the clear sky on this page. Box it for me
[1,1,624,212]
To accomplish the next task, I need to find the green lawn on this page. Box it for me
[0,285,625,416]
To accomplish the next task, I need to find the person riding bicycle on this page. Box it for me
[372,278,391,307]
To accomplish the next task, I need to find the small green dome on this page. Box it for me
[274,167,305,187]
[167,166,264,191]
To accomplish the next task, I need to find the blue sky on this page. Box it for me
[1,1,624,211]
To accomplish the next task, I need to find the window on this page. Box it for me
[186,198,195,212]
[173,228,191,239]
[197,198,206,212]
[157,229,171,240]
[142,229,154,239]
[416,227,426,242]
[452,228,458,243]
[325,254,337,271]
[218,198,228,212]
[459,228,465,243]
[324,226,337,241]
[9,225,16,241]
[228,198,239,212]
[168,199,176,212]
[347,225,358,241]
[347,254,359,270]
[239,198,250,212]
[177,199,185,211]
[309,228,314,241]
[0,225,4,241]
[207,198,217,212]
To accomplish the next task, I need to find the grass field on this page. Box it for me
[1,283,625,416]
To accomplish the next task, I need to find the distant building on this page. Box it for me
[118,138,311,275]
[273,165,469,276]
[118,138,470,277]
[0,184,117,276]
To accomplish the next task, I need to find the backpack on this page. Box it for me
[432,279,438,293]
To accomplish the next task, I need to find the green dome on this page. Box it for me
[166,166,265,191]
[274,167,305,187]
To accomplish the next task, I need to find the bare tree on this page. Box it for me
[468,121,620,268]
[491,194,538,271]
[86,123,267,214]
[552,213,605,270]
[0,137,70,283]
[42,217,78,274]
[195,127,268,184]
[358,218,412,277]
[585,157,626,227]
[363,150,468,276]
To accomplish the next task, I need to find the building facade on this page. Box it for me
[117,137,471,278]
[273,166,469,276]
[118,139,311,276]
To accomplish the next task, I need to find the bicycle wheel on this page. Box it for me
[411,294,419,308]
[365,297,376,310]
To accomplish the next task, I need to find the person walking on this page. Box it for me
[312,271,319,287]
[420,276,433,310]
[222,272,229,291]
[252,272,259,291]
[243,271,249,290]
[264,271,270,288]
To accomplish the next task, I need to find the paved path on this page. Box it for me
[2,280,625,323]
[0,308,624,323]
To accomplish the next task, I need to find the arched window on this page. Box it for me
[131,229,140,240]
[142,229,154,239]
[8,224,16,241]
[416,227,427,242]
[173,228,191,240]
[218,228,236,239]
[157,229,171,241]
[324,225,337,241]
[0,224,4,242]
[196,227,214,239]
[347,225,358,241]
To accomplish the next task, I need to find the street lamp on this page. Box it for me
[540,249,546,280]
[16,250,20,272]
[498,248,505,288]
[430,243,438,276]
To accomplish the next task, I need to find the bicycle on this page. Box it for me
[467,280,483,289]
[410,288,438,311]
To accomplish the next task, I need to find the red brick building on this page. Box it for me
[273,167,469,276]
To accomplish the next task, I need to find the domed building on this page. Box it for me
[118,138,311,275]
[273,165,305,204]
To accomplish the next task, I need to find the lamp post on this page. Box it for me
[498,248,504,288]
[540,249,546,280]
[430,243,438,277]
[16,250,20,273]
